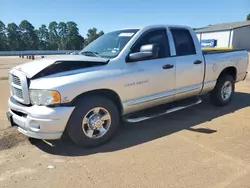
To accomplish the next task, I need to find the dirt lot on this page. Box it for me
[0,55,250,188]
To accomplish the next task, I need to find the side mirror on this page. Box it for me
[128,44,159,62]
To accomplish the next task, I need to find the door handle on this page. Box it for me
[193,60,202,64]
[162,64,174,69]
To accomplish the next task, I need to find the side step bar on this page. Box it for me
[124,98,202,123]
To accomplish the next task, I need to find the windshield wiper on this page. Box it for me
[80,51,101,58]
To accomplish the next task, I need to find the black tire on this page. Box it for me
[210,75,235,106]
[66,95,120,147]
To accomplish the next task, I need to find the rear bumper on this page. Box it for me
[7,96,75,140]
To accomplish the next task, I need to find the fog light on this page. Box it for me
[29,121,40,132]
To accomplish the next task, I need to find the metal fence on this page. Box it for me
[0,50,81,56]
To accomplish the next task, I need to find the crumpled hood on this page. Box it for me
[13,55,109,78]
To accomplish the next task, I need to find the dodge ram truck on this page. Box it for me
[7,25,249,147]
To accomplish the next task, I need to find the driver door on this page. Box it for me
[121,28,176,112]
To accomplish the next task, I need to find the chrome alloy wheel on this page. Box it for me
[82,107,111,139]
[221,81,232,101]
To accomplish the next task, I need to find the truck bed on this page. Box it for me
[202,49,249,93]
[202,49,245,55]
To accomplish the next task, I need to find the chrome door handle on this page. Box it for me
[162,64,174,69]
[194,60,202,64]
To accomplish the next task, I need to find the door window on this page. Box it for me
[131,29,170,58]
[170,28,196,56]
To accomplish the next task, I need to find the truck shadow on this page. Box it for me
[31,91,250,156]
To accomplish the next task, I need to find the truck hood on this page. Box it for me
[13,55,109,78]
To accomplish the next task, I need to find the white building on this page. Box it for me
[195,21,250,51]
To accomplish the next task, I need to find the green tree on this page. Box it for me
[7,23,24,50]
[66,21,84,50]
[19,20,39,50]
[48,21,59,50]
[0,21,8,50]
[37,24,49,50]
[85,28,104,46]
[247,14,250,21]
[58,22,68,49]
[2,20,103,51]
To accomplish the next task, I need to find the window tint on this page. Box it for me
[170,28,196,56]
[131,29,170,58]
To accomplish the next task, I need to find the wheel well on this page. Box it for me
[218,67,237,81]
[72,89,123,114]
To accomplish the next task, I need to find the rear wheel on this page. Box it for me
[210,75,235,106]
[66,95,120,147]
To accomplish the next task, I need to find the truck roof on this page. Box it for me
[115,24,193,31]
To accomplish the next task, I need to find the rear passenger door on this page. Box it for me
[169,28,204,100]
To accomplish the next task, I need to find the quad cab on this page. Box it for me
[7,25,249,147]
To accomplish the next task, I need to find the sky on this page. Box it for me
[1,0,249,36]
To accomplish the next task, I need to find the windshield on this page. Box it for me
[79,29,139,58]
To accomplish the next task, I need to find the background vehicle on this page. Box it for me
[7,25,249,147]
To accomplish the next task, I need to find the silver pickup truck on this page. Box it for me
[7,25,249,147]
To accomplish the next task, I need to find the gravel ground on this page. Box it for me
[0,55,250,188]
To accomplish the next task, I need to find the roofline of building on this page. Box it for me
[196,28,231,34]
[195,24,250,34]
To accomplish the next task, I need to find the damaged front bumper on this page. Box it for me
[7,96,75,140]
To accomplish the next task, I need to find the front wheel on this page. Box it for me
[210,75,235,106]
[66,95,120,147]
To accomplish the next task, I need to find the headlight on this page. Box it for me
[29,90,61,106]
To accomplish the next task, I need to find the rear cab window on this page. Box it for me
[169,28,196,56]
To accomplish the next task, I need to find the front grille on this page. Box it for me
[9,71,29,104]
[12,75,21,86]
[12,87,23,98]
